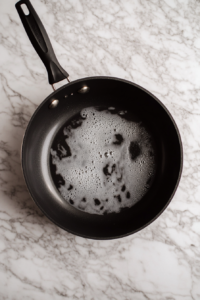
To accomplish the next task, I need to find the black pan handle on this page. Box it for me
[15,0,69,85]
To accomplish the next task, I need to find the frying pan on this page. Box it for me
[16,0,183,239]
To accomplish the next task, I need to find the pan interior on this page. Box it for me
[49,105,157,215]
[22,77,182,239]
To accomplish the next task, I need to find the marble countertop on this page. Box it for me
[0,0,200,299]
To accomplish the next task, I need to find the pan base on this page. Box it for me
[50,106,156,215]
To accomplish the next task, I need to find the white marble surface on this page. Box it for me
[0,0,200,299]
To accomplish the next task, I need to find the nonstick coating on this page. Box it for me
[22,76,183,239]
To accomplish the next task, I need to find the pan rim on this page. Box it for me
[21,76,183,239]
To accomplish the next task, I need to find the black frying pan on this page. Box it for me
[16,0,183,239]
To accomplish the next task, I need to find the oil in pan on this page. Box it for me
[50,106,157,215]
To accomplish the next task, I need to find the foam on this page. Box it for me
[50,107,156,215]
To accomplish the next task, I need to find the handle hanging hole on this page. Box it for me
[21,4,30,16]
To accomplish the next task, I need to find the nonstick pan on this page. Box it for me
[16,0,183,239]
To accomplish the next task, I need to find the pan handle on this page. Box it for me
[15,0,69,85]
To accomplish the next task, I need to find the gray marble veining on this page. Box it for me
[0,0,200,299]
